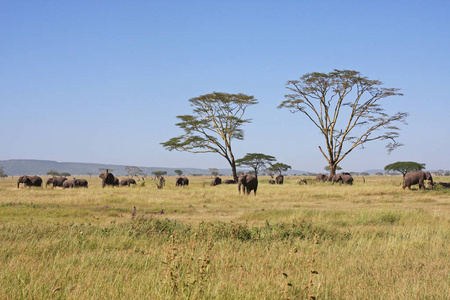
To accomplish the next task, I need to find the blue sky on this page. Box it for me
[1,1,449,172]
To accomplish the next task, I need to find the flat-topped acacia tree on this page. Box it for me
[161,92,258,182]
[279,70,408,176]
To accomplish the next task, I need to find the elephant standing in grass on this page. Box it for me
[329,175,343,184]
[17,175,42,188]
[276,175,284,185]
[210,176,222,186]
[74,179,88,188]
[238,174,258,195]
[403,171,433,190]
[99,172,117,188]
[46,176,67,187]
[341,174,354,185]
[62,180,75,189]
[120,178,137,187]
[315,174,328,182]
[176,177,189,187]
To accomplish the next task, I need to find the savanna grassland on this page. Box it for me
[0,175,449,299]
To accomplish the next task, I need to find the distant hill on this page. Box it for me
[0,159,310,177]
[0,159,396,177]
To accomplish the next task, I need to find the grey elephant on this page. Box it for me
[62,180,75,189]
[120,178,137,187]
[329,174,343,184]
[403,171,433,190]
[74,178,88,188]
[238,174,258,195]
[46,176,68,187]
[99,171,117,188]
[176,177,189,187]
[210,176,222,186]
[341,174,354,185]
[276,175,284,185]
[17,175,43,188]
[224,179,236,184]
[315,174,328,182]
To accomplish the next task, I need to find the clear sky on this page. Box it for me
[1,1,449,172]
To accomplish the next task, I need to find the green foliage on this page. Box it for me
[236,153,276,177]
[152,171,167,178]
[0,167,7,178]
[324,165,341,171]
[161,92,258,180]
[47,170,71,176]
[279,69,408,174]
[384,161,425,176]
[174,169,183,176]
[125,166,145,177]
[267,162,292,175]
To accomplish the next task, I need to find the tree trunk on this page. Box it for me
[329,162,336,177]
[229,161,238,182]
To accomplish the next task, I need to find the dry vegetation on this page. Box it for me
[0,175,449,299]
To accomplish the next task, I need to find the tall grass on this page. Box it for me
[0,175,448,299]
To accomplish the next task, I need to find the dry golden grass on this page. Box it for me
[0,175,449,299]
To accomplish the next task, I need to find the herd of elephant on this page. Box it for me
[315,171,434,190]
[15,171,435,193]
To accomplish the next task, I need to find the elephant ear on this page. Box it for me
[99,173,106,180]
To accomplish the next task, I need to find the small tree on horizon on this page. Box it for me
[384,161,425,177]
[151,171,167,179]
[236,153,276,178]
[174,169,183,176]
[267,162,292,176]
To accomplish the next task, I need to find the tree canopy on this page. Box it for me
[174,169,183,176]
[125,166,145,177]
[161,92,258,181]
[279,69,408,176]
[151,171,167,178]
[236,153,276,178]
[266,162,292,176]
[384,161,425,176]
[47,170,71,177]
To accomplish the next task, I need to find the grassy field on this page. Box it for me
[0,175,449,299]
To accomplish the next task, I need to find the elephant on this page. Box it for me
[329,174,343,184]
[341,174,354,185]
[17,175,43,188]
[238,174,258,195]
[210,176,222,186]
[276,175,284,185]
[62,180,75,189]
[120,178,137,187]
[74,178,88,188]
[99,171,117,188]
[403,171,433,190]
[315,174,328,182]
[176,177,189,187]
[223,179,236,184]
[268,180,275,184]
[46,176,67,187]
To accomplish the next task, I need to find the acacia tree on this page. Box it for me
[384,161,425,177]
[125,166,145,177]
[279,70,408,176]
[236,153,276,178]
[267,162,292,176]
[174,169,183,176]
[161,92,258,181]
